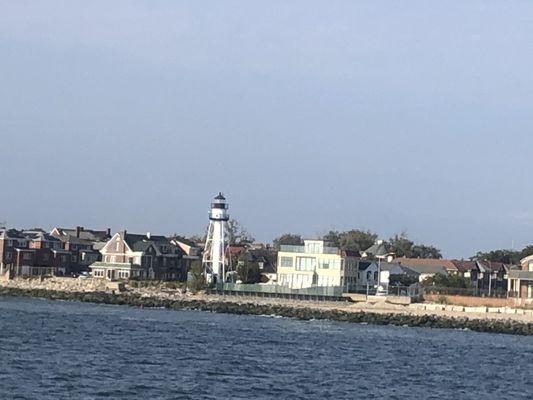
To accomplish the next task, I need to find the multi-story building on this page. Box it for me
[276,240,359,289]
[0,228,70,277]
[51,226,111,274]
[90,230,188,281]
[507,255,533,306]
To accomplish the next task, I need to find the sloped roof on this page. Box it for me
[0,229,26,239]
[451,260,478,273]
[22,230,61,242]
[394,257,457,272]
[53,227,110,242]
[363,242,388,257]
[399,263,448,276]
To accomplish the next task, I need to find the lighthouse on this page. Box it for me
[202,192,231,283]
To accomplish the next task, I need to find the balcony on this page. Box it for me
[279,245,339,255]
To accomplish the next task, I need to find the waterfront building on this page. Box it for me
[202,193,231,283]
[507,255,533,306]
[233,247,278,283]
[357,261,410,290]
[90,231,187,281]
[277,240,359,289]
[0,228,70,277]
[51,226,110,274]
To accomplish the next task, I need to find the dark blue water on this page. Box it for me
[0,297,532,399]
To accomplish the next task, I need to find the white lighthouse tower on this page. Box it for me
[202,192,231,283]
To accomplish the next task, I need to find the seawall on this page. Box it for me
[1,286,532,336]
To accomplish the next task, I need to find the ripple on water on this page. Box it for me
[0,296,532,400]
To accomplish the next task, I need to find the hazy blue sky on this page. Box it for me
[1,1,533,258]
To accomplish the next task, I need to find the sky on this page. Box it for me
[1,0,533,258]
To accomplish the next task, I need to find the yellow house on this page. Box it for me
[277,240,359,289]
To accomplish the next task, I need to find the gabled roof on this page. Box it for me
[52,227,110,242]
[22,230,61,243]
[122,233,180,256]
[477,261,511,273]
[362,241,388,258]
[123,233,169,248]
[451,260,478,273]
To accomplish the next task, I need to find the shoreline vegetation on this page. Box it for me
[1,286,532,336]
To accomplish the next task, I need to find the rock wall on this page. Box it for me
[1,277,108,292]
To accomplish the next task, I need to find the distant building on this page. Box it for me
[51,226,111,274]
[234,247,278,283]
[0,228,69,277]
[90,230,188,281]
[507,255,533,306]
[357,261,410,289]
[276,240,359,289]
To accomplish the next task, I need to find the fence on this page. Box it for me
[346,284,421,298]
[423,286,508,298]
[212,282,348,300]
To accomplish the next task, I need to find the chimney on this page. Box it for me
[121,230,127,239]
[106,228,111,237]
[76,226,83,238]
[146,232,151,239]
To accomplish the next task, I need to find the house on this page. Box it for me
[394,257,458,275]
[89,230,188,281]
[453,260,512,292]
[0,228,70,277]
[234,247,278,283]
[51,226,111,274]
[276,240,359,289]
[394,258,449,282]
[452,260,479,282]
[357,261,414,290]
[507,255,533,306]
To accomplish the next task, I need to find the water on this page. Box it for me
[0,297,532,400]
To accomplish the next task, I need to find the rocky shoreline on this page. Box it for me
[1,287,532,336]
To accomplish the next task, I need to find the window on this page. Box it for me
[23,252,32,261]
[116,242,120,252]
[318,259,330,269]
[280,257,293,268]
[296,257,315,271]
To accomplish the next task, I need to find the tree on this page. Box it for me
[321,229,378,252]
[227,219,255,245]
[520,245,533,261]
[387,232,442,259]
[422,274,472,288]
[272,233,304,249]
[187,260,206,293]
[411,244,442,259]
[387,232,415,258]
[471,249,521,264]
[236,261,262,284]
